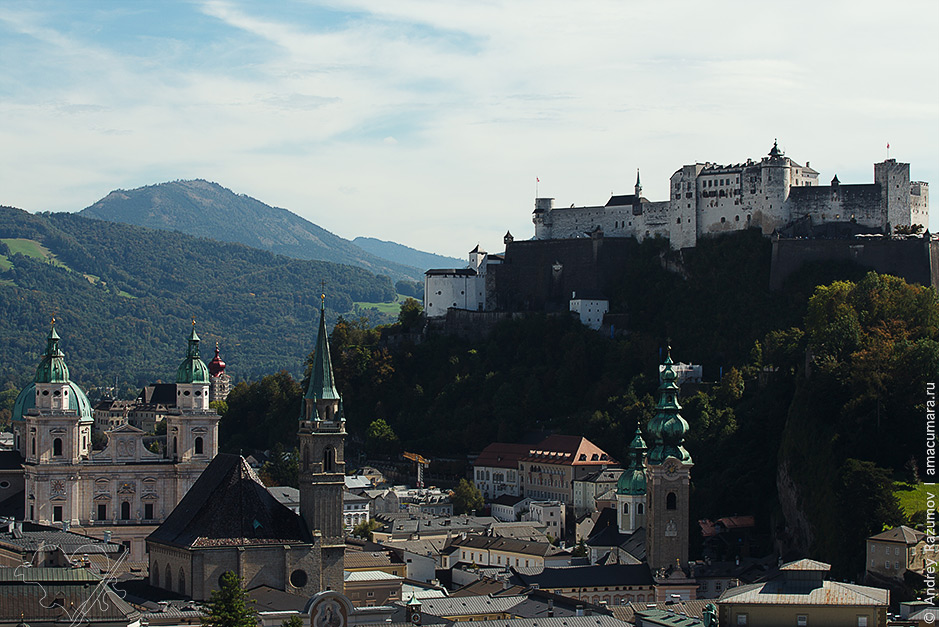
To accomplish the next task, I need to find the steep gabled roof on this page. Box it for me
[147,454,309,548]
[521,435,613,466]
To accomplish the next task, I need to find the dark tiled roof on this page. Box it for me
[0,567,139,623]
[453,535,564,558]
[514,564,655,589]
[0,450,24,470]
[492,494,526,507]
[475,443,530,469]
[425,268,477,277]
[136,383,177,406]
[605,195,640,206]
[147,454,309,548]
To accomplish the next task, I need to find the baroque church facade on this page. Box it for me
[11,324,220,560]
[146,299,346,600]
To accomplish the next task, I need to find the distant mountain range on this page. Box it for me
[80,180,454,282]
[352,237,462,271]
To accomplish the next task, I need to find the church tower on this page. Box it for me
[164,324,219,468]
[645,348,693,574]
[17,322,94,524]
[616,426,647,535]
[298,297,346,591]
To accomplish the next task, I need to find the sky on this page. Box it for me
[1,1,937,259]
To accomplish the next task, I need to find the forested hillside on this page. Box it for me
[0,206,395,392]
[80,180,426,281]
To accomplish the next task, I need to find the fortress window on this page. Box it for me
[677,218,681,224]
[721,217,726,223]
[735,215,740,222]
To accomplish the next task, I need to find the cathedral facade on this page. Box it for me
[11,324,220,560]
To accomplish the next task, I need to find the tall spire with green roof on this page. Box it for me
[35,320,69,383]
[176,321,210,384]
[647,346,691,465]
[302,296,340,420]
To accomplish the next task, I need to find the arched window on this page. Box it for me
[53,438,63,456]
[173,437,178,456]
[623,503,629,514]
[323,447,334,473]
[152,562,160,587]
[178,567,186,595]
[121,501,131,520]
[637,503,644,515]
[666,492,677,510]
[31,438,36,456]
[165,565,172,591]
[194,437,204,455]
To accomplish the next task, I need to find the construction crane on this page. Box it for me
[402,451,430,488]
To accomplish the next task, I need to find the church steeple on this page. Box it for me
[647,347,691,465]
[635,168,643,198]
[298,292,346,592]
[305,298,340,406]
[176,323,210,385]
[617,426,647,496]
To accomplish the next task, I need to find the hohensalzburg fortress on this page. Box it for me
[533,142,929,249]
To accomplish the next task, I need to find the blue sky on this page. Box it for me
[1,0,937,258]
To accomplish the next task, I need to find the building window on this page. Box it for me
[195,437,204,455]
[666,493,677,510]
[121,501,131,520]
[53,506,63,522]
[98,503,107,520]
[857,617,868,627]
[53,437,63,456]
[144,503,154,520]
[797,616,807,626]
[637,503,644,515]
[736,615,748,626]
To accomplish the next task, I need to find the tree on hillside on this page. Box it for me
[201,571,257,627]
[836,458,904,574]
[397,297,424,331]
[365,418,400,457]
[261,443,299,487]
[452,478,484,515]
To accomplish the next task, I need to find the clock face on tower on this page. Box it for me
[665,461,679,477]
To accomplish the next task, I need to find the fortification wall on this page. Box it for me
[490,237,637,312]
[769,237,936,290]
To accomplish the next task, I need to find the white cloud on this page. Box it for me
[0,0,936,258]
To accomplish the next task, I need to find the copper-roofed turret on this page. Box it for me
[176,322,210,384]
[35,319,69,384]
[647,346,691,465]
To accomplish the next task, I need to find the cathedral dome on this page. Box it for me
[12,381,94,423]
[177,327,210,384]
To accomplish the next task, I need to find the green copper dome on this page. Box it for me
[647,348,692,465]
[617,426,648,496]
[176,326,210,384]
[35,326,69,383]
[14,325,93,423]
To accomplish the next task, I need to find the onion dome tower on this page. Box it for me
[207,343,231,403]
[645,346,694,574]
[298,295,346,592]
[616,426,648,534]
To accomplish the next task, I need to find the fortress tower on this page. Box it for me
[298,296,346,591]
[645,349,693,573]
